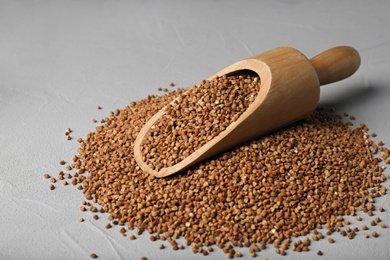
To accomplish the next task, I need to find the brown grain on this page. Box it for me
[140,73,261,170]
[50,82,390,257]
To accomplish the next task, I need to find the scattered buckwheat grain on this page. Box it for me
[47,80,390,258]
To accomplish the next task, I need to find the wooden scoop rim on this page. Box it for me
[134,54,275,177]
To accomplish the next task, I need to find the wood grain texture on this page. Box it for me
[310,46,361,86]
[134,46,360,177]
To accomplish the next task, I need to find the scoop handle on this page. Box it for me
[310,46,361,86]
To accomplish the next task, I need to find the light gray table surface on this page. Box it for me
[1,0,390,259]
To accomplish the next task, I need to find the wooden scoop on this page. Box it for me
[134,46,361,177]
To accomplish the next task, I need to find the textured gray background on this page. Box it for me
[1,0,389,259]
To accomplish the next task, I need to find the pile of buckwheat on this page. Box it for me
[46,73,389,259]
